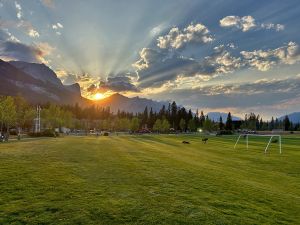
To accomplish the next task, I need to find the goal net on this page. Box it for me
[234,134,282,154]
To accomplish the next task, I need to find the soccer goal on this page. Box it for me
[234,134,282,154]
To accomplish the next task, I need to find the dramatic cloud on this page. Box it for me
[220,16,256,32]
[133,39,300,90]
[157,23,213,49]
[133,48,166,70]
[1,19,40,39]
[0,41,53,63]
[241,42,300,71]
[220,15,284,32]
[203,45,242,74]
[0,28,19,42]
[99,76,139,92]
[133,45,242,88]
[151,76,300,117]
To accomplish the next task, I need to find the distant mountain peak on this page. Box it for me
[9,61,62,86]
[279,112,300,123]
[95,93,168,113]
[207,112,242,122]
[0,60,89,106]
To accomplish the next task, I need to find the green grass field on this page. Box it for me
[0,135,299,224]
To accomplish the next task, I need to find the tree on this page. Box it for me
[179,118,186,132]
[199,111,205,127]
[283,115,290,131]
[171,101,177,129]
[161,119,170,133]
[203,118,213,132]
[153,119,162,132]
[225,112,233,130]
[188,119,196,132]
[0,96,17,139]
[219,116,224,130]
[270,117,275,130]
[130,117,139,132]
[142,106,148,127]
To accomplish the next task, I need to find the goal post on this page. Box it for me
[234,134,282,154]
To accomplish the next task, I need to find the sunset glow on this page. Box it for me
[93,93,105,100]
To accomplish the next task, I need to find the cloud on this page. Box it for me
[1,19,40,39]
[204,45,242,74]
[99,76,139,92]
[52,22,63,35]
[0,40,53,63]
[157,23,213,49]
[0,28,20,42]
[151,76,300,117]
[133,45,241,88]
[28,29,40,38]
[220,15,284,32]
[52,22,63,30]
[220,16,256,32]
[132,48,166,70]
[241,42,300,71]
[15,1,22,20]
[261,23,285,31]
[133,36,299,89]
[150,23,167,37]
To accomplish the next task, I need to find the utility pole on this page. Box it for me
[35,105,41,133]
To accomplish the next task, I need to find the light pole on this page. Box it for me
[35,105,41,133]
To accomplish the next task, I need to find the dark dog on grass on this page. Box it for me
[182,141,190,144]
[202,138,208,144]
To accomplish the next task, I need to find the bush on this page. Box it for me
[28,129,60,137]
[217,130,233,135]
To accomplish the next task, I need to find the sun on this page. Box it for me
[93,93,105,100]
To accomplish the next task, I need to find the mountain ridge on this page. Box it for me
[95,93,168,113]
[279,112,300,123]
[0,59,88,105]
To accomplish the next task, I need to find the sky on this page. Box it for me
[0,0,300,119]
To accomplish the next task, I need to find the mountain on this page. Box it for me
[279,112,300,124]
[0,59,88,105]
[207,112,242,122]
[95,93,168,113]
[9,61,63,86]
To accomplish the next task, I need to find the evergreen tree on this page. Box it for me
[270,117,275,130]
[219,116,224,130]
[283,115,290,131]
[199,111,205,127]
[225,112,233,130]
[142,106,148,127]
[171,101,177,129]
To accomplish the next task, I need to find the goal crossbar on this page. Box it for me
[234,134,282,154]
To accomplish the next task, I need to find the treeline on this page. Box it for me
[0,96,299,139]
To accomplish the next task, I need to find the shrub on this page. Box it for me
[217,130,233,135]
[28,129,60,137]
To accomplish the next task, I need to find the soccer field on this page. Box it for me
[0,135,299,224]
